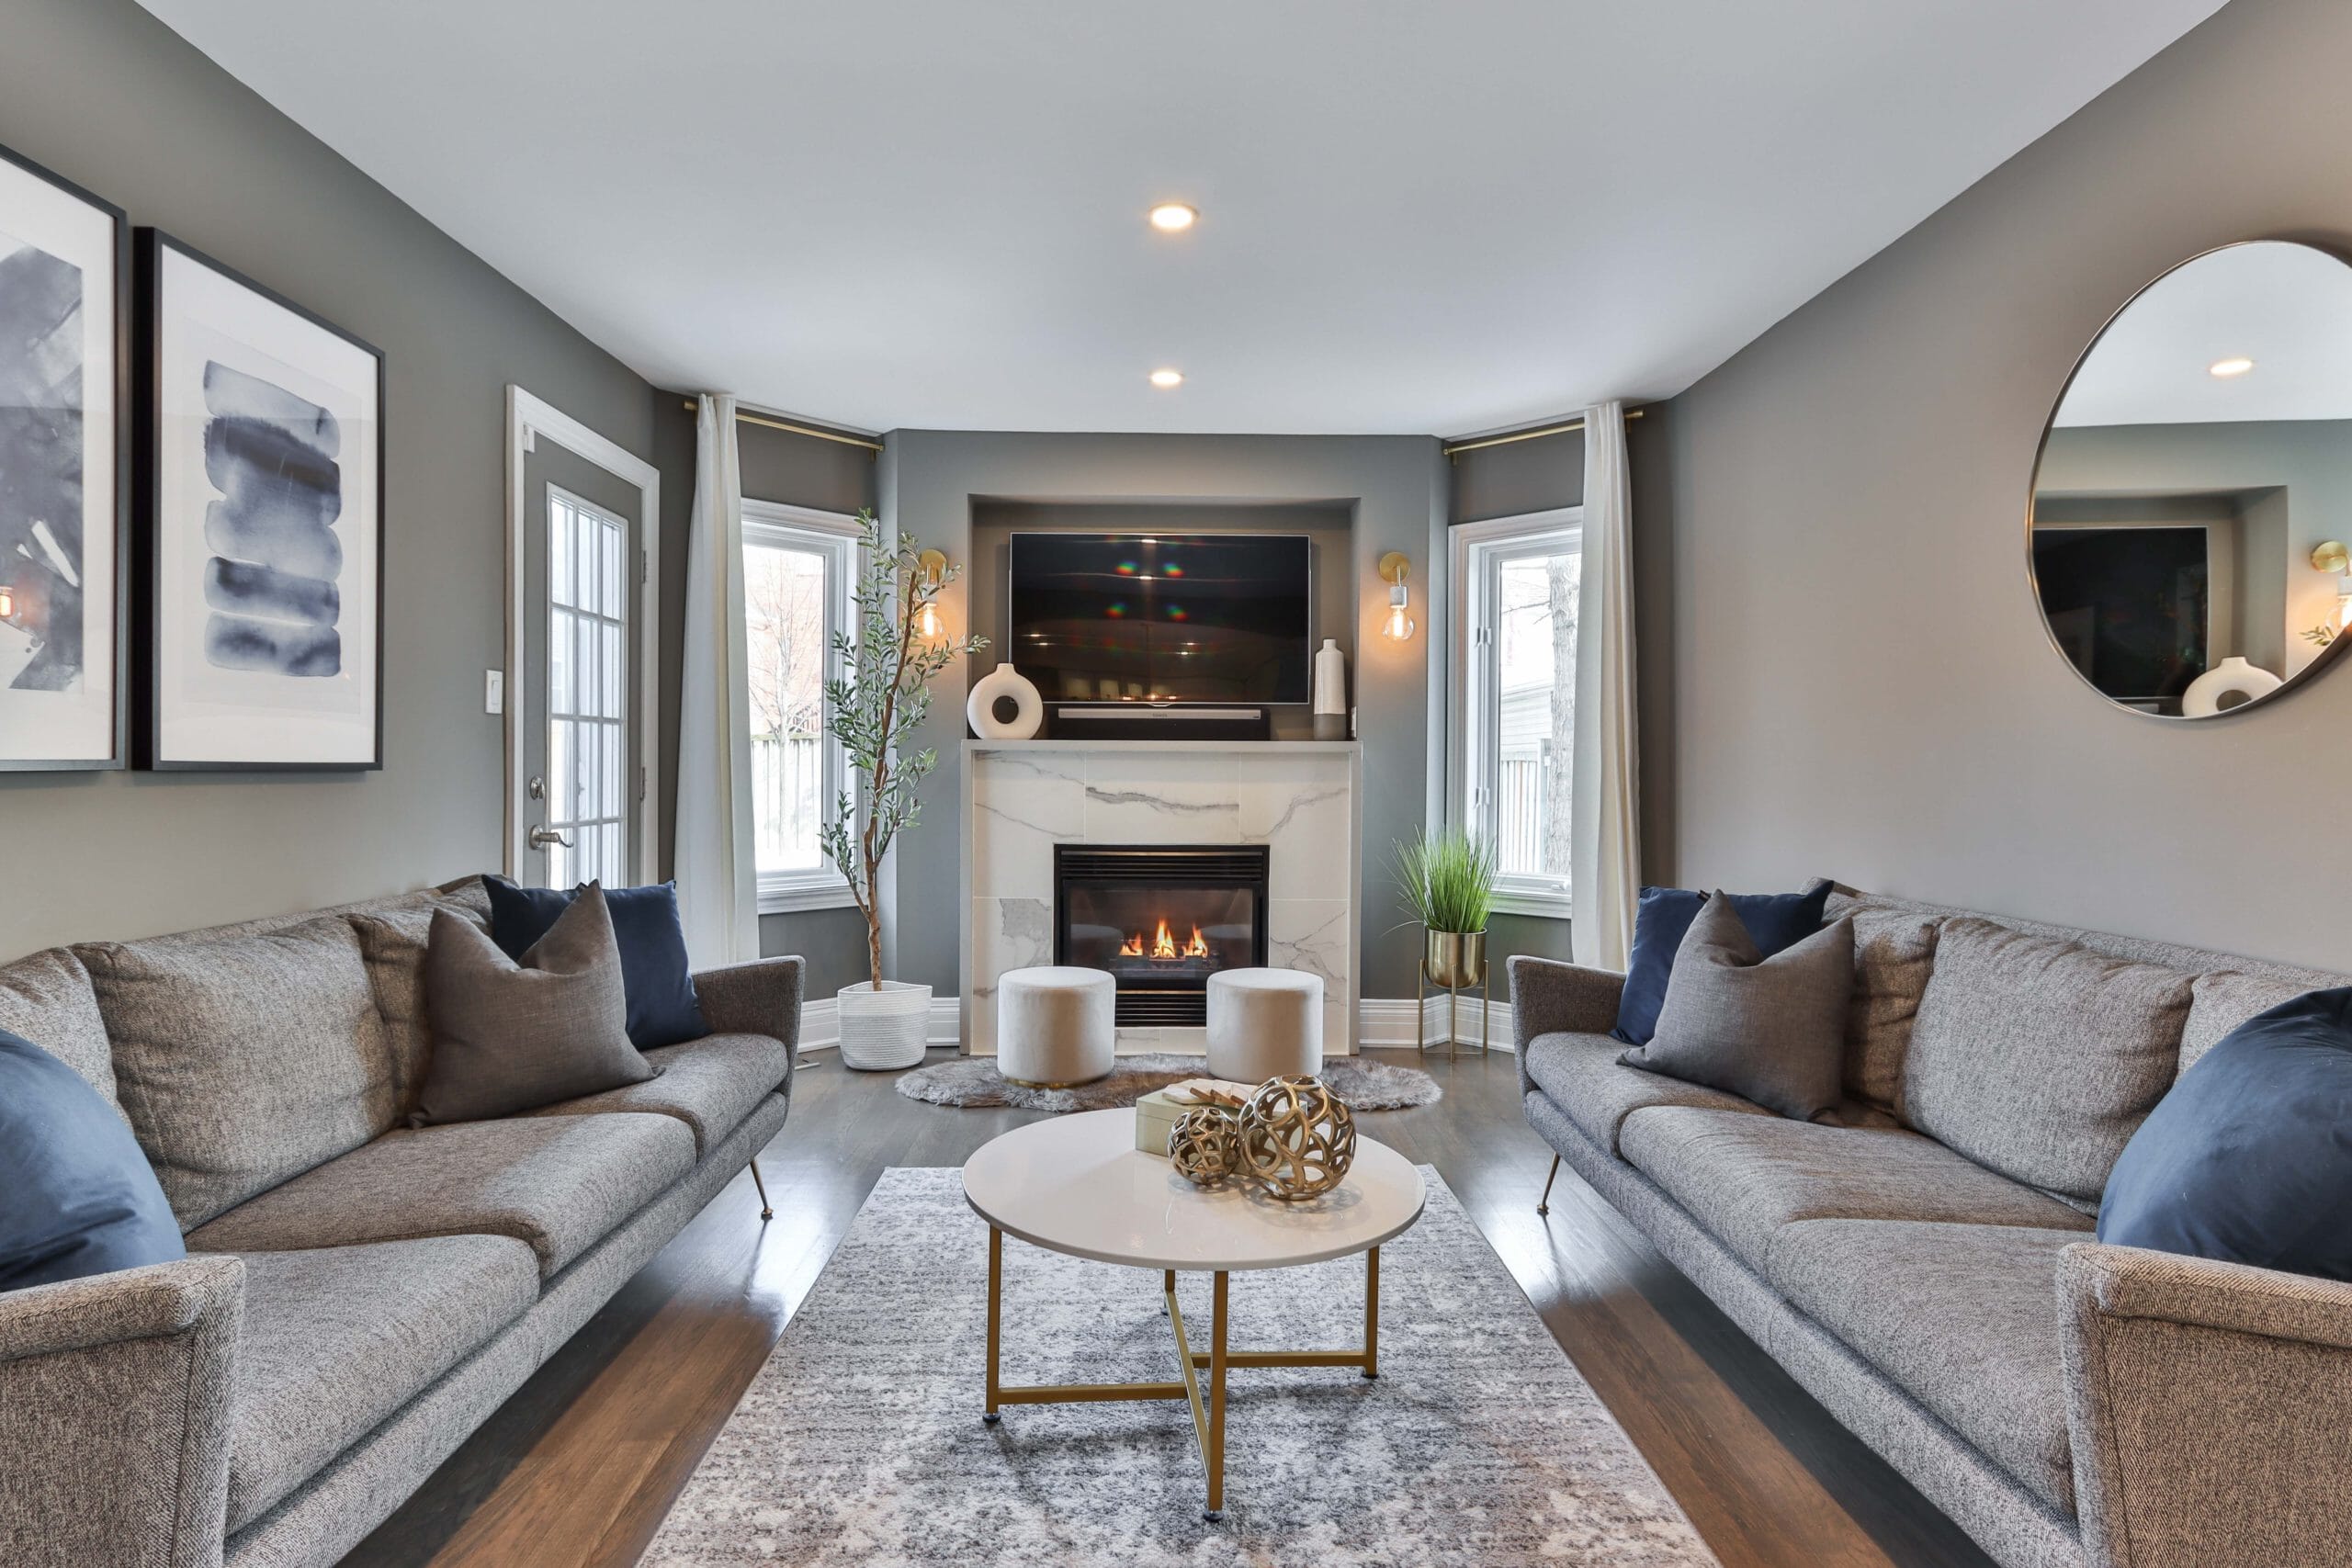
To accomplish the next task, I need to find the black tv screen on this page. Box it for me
[1008,534,1313,705]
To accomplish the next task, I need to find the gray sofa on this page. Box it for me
[0,877,802,1568]
[1513,887,2352,1568]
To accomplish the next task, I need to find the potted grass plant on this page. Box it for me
[1392,828,1497,989]
[819,511,986,1069]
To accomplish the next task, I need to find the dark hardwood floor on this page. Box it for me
[341,1047,1996,1568]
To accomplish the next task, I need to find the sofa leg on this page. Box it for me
[749,1156,775,1222]
[1537,1153,1560,1216]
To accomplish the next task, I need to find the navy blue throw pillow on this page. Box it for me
[2099,987,2352,1281]
[484,877,710,1049]
[1611,880,1834,1045]
[1,1029,187,1292]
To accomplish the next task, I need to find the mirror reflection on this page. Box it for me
[2030,240,2352,717]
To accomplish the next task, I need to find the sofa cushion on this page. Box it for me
[1524,1031,1774,1156]
[2100,987,2352,1281]
[1903,918,2191,1205]
[1612,880,1832,1045]
[79,915,398,1229]
[1623,899,1854,1122]
[1769,1219,2081,1514]
[347,898,492,1121]
[0,1029,187,1291]
[415,892,653,1126]
[1823,894,1941,1112]
[2180,970,2319,1072]
[225,1235,539,1531]
[519,1032,790,1156]
[187,1112,695,1277]
[485,876,710,1050]
[0,945,118,1112]
[1617,1105,2090,1275]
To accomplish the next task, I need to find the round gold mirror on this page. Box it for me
[2029,240,2352,718]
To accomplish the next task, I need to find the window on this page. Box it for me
[742,502,859,912]
[1450,508,1582,915]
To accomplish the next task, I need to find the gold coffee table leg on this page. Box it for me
[1206,1270,1229,1520]
[984,1226,1002,1422]
[1364,1246,1380,1380]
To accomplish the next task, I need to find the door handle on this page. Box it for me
[528,825,572,850]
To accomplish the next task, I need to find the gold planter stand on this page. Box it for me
[1417,929,1490,1055]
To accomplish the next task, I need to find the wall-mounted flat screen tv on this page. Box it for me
[1008,533,1313,705]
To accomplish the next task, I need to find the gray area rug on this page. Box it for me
[641,1167,1716,1566]
[892,1052,1442,1112]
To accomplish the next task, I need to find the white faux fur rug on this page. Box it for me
[639,1168,1716,1566]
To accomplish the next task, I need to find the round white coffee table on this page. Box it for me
[962,1107,1425,1519]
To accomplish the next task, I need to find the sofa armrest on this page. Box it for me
[695,954,807,1063]
[1506,954,1625,1097]
[2059,1242,2352,1568]
[0,1257,243,1568]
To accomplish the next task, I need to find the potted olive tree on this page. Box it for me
[1392,827,1497,994]
[819,511,985,1069]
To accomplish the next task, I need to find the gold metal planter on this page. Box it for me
[1418,928,1490,1055]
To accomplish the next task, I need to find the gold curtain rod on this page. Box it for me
[1441,407,1646,459]
[679,398,884,454]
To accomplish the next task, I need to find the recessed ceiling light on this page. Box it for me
[1148,368,1184,389]
[2209,356,2256,378]
[1148,202,1197,233]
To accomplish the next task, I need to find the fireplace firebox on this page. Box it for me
[1054,845,1270,1026]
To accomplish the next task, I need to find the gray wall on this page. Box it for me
[881,431,1448,999]
[1651,0,2352,970]
[0,0,665,961]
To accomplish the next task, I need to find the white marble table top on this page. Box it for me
[962,1108,1425,1272]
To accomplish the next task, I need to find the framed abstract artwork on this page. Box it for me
[137,231,383,770]
[0,142,128,771]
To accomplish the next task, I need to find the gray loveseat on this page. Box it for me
[0,876,802,1568]
[1514,887,2352,1568]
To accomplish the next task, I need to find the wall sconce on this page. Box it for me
[2316,541,2352,634]
[913,548,949,639]
[1378,552,1415,641]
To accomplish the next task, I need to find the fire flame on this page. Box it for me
[1119,919,1211,960]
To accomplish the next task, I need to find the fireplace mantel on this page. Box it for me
[959,739,1362,1056]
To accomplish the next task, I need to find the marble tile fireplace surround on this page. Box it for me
[961,739,1362,1056]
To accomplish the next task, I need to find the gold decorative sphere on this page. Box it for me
[1237,1076,1357,1201]
[1169,1107,1243,1188]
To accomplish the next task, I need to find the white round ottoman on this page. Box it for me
[996,966,1116,1088]
[1205,967,1325,1083]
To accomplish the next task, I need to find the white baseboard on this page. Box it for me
[1359,996,1514,1051]
[794,994,966,1055]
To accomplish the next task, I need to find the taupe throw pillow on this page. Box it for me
[1619,894,1855,1121]
[415,884,654,1125]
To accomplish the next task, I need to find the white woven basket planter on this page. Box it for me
[838,979,933,1071]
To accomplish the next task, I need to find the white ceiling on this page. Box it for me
[137,0,2228,436]
[2052,241,2352,427]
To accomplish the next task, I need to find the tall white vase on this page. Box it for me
[1311,638,1348,739]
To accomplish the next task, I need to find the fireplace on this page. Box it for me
[1054,845,1270,1026]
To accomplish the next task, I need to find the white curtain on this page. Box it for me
[1570,400,1641,970]
[673,394,759,968]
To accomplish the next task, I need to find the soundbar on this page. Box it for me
[1046,705,1273,741]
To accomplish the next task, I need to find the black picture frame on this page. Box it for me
[0,140,130,772]
[134,228,386,771]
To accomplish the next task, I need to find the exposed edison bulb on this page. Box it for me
[1382,585,1415,641]
[915,600,943,639]
[0,583,13,620]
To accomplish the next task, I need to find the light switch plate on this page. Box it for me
[485,670,504,715]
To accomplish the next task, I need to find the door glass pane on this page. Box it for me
[550,607,573,716]
[744,538,830,874]
[1490,547,1579,885]
[551,499,575,609]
